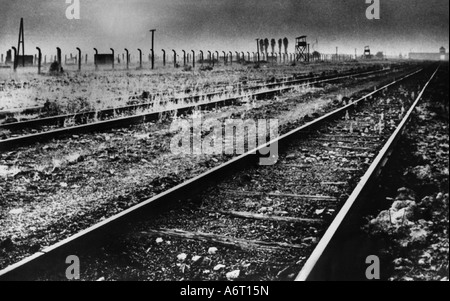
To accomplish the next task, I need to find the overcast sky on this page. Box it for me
[0,0,448,57]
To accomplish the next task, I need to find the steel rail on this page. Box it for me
[295,65,439,281]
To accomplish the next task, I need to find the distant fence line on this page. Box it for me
[0,47,362,73]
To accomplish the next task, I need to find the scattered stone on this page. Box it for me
[134,133,149,140]
[274,210,289,216]
[67,153,84,164]
[408,225,429,244]
[302,237,318,243]
[412,165,432,181]
[396,187,416,201]
[177,253,187,262]
[258,207,269,213]
[226,270,240,281]
[241,262,251,268]
[191,255,202,263]
[0,165,21,178]
[208,247,218,255]
[315,209,325,215]
[391,200,416,221]
[285,154,296,161]
[213,264,226,271]
[9,208,24,215]
[392,258,413,266]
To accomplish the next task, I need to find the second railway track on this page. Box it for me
[0,65,417,151]
[0,64,389,119]
[0,64,440,281]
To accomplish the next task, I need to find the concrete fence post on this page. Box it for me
[36,47,42,74]
[57,47,62,72]
[162,49,166,67]
[110,48,114,70]
[125,48,129,70]
[76,47,81,71]
[93,48,98,70]
[172,50,177,67]
[12,47,17,71]
[138,49,142,69]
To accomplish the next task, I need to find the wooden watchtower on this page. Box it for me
[296,36,309,62]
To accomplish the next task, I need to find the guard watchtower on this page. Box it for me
[364,46,371,59]
[296,36,309,62]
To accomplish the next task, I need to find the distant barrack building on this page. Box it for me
[409,47,449,61]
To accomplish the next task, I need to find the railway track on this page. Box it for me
[0,66,391,131]
[0,64,439,281]
[0,65,384,118]
[0,69,341,118]
[0,66,413,151]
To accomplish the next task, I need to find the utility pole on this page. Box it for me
[17,18,25,68]
[150,29,156,69]
[256,38,260,53]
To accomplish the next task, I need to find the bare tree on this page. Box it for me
[278,38,283,54]
[271,39,276,55]
[375,51,384,59]
[283,37,289,54]
[259,39,265,54]
[312,51,321,61]
[264,38,269,57]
